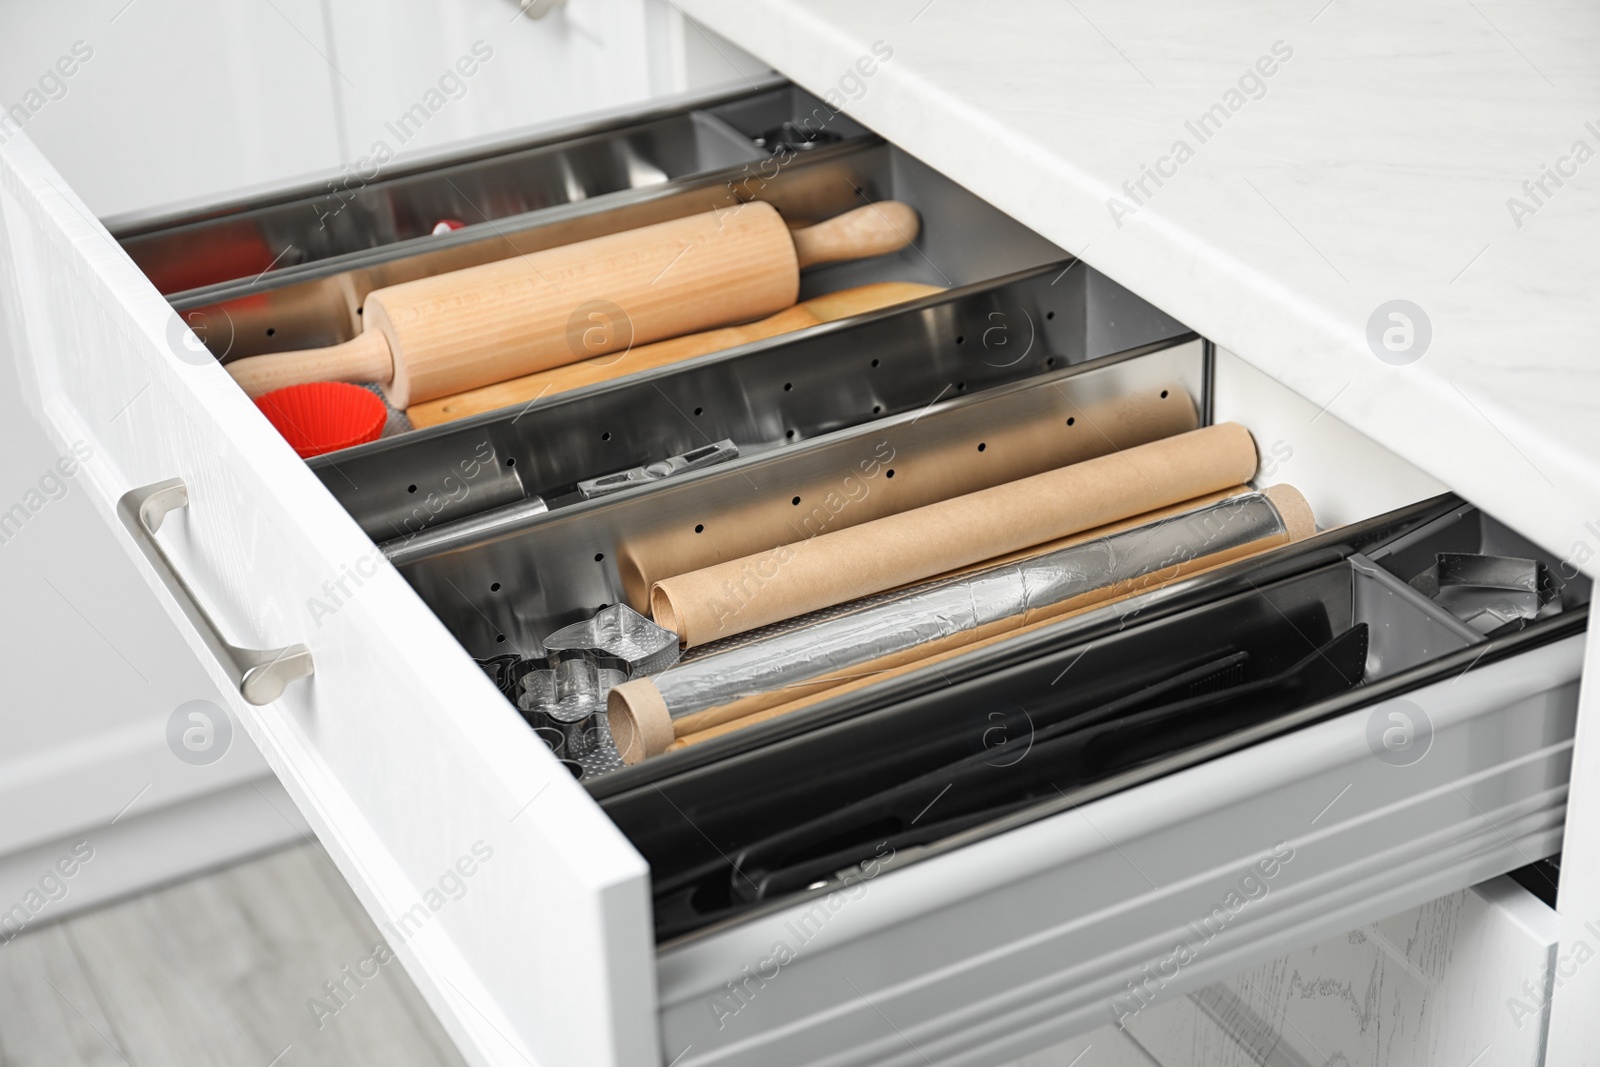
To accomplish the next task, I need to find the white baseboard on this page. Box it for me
[0,774,311,940]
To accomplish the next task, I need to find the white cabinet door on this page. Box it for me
[0,134,657,1067]
[1125,877,1560,1067]
[1017,876,1559,1067]
[0,319,306,925]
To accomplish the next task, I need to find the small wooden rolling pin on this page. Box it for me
[224,201,920,408]
[406,281,944,428]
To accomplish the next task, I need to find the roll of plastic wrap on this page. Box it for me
[609,485,1314,762]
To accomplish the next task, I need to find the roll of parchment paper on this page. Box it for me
[615,384,1201,610]
[651,422,1260,648]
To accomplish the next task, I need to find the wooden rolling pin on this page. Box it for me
[406,281,944,428]
[224,201,920,408]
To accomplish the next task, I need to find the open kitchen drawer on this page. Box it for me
[0,79,1586,1067]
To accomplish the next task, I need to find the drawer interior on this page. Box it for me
[614,501,1590,939]
[113,81,864,297]
[119,81,1590,947]
[140,83,1078,363]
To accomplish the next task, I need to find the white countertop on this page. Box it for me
[678,0,1600,569]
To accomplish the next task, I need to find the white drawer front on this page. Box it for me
[0,136,657,1067]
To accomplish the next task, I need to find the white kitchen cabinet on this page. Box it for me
[0,67,1585,1067]
[1127,876,1562,1067]
[0,332,283,859]
[1030,876,1559,1067]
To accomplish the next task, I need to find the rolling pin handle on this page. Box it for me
[224,330,395,399]
[791,201,921,269]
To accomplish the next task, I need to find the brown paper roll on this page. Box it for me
[609,676,674,766]
[1260,483,1315,541]
[651,423,1260,648]
[608,484,1316,763]
[615,384,1200,610]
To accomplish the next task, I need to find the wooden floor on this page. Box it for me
[0,841,1149,1067]
[7,838,1533,1067]
[0,843,466,1067]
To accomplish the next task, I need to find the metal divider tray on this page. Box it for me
[380,340,1204,656]
[313,266,1193,546]
[113,79,856,299]
[133,76,1127,368]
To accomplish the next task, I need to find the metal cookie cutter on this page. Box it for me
[519,659,626,759]
[576,440,738,499]
[474,653,524,700]
[1409,552,1560,635]
[543,603,681,676]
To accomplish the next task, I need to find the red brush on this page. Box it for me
[254,382,387,459]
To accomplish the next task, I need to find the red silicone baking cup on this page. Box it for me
[254,382,387,459]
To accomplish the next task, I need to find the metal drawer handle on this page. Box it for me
[117,478,313,705]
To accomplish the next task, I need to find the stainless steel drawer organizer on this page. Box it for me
[115,76,1589,1021]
